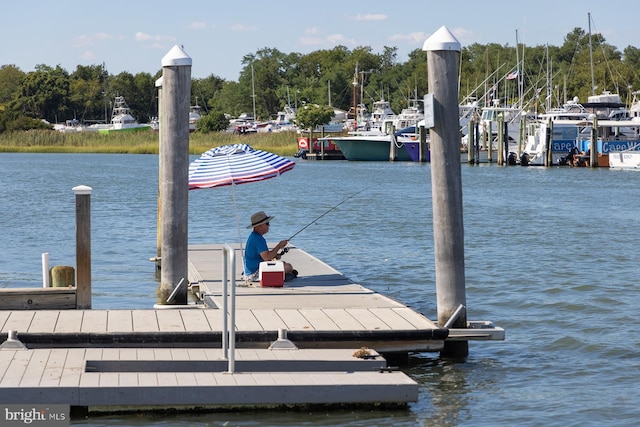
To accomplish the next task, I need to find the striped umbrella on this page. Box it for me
[188,143,296,257]
[188,143,295,190]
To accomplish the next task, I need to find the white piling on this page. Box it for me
[423,27,468,357]
[159,45,192,305]
[41,252,49,288]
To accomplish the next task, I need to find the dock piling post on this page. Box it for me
[423,27,468,357]
[42,253,49,288]
[73,185,92,309]
[159,45,192,305]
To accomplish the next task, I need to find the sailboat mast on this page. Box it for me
[251,63,257,120]
[588,12,595,96]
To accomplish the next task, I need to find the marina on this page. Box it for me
[1,154,639,425]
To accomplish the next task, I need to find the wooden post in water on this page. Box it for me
[487,121,493,163]
[545,118,553,166]
[466,118,475,164]
[159,45,192,305]
[419,124,428,162]
[389,125,398,161]
[590,117,598,167]
[423,27,468,357]
[497,113,504,165]
[73,185,92,309]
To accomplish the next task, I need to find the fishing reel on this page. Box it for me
[275,247,289,260]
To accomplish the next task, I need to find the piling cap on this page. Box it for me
[72,185,92,195]
[161,45,192,67]
[423,26,460,52]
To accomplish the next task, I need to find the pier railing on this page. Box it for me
[221,244,237,373]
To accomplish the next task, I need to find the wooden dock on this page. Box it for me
[0,244,452,412]
[189,244,447,353]
[0,346,418,412]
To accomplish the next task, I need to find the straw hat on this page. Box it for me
[247,211,274,228]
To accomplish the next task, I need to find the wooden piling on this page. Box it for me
[389,125,398,161]
[73,185,92,309]
[497,113,504,165]
[423,27,468,357]
[159,45,192,305]
[590,117,598,167]
[545,118,553,166]
[419,124,428,162]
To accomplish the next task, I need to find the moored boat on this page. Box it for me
[86,96,151,133]
[326,129,413,161]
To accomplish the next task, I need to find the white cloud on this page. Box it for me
[78,50,96,61]
[231,23,257,32]
[187,21,207,30]
[134,32,175,42]
[352,14,387,21]
[72,32,114,48]
[388,31,430,47]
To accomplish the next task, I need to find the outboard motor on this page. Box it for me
[294,148,308,159]
[508,152,518,165]
[520,152,530,166]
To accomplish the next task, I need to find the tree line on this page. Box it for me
[1,27,639,134]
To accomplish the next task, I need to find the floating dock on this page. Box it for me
[0,244,502,413]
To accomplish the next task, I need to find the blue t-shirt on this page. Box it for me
[244,231,268,275]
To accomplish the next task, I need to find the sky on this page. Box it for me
[2,1,639,82]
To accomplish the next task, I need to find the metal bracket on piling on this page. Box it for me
[166,278,186,304]
[443,304,466,329]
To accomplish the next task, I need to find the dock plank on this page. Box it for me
[298,308,340,331]
[251,309,287,331]
[80,310,108,333]
[39,348,68,387]
[274,308,314,330]
[156,310,186,332]
[2,350,31,386]
[20,348,49,387]
[0,311,10,330]
[29,311,58,333]
[233,309,262,331]
[322,308,366,330]
[132,310,160,332]
[345,308,392,330]
[179,309,211,331]
[107,310,133,332]
[60,348,85,387]
[369,308,419,330]
[54,311,83,333]
[2,311,35,333]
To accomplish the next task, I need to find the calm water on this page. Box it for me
[1,153,639,426]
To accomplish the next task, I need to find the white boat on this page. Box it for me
[609,145,640,170]
[86,96,150,133]
[393,101,423,130]
[189,103,202,132]
[369,99,396,132]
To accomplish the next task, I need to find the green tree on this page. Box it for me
[0,64,24,105]
[17,64,70,122]
[196,111,229,133]
[294,104,334,131]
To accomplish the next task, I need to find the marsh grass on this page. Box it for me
[0,130,302,156]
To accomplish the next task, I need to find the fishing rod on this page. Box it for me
[276,188,366,257]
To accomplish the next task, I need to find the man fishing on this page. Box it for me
[243,211,297,283]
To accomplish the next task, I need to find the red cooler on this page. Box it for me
[259,261,285,287]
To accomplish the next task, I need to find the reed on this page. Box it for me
[0,130,301,156]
